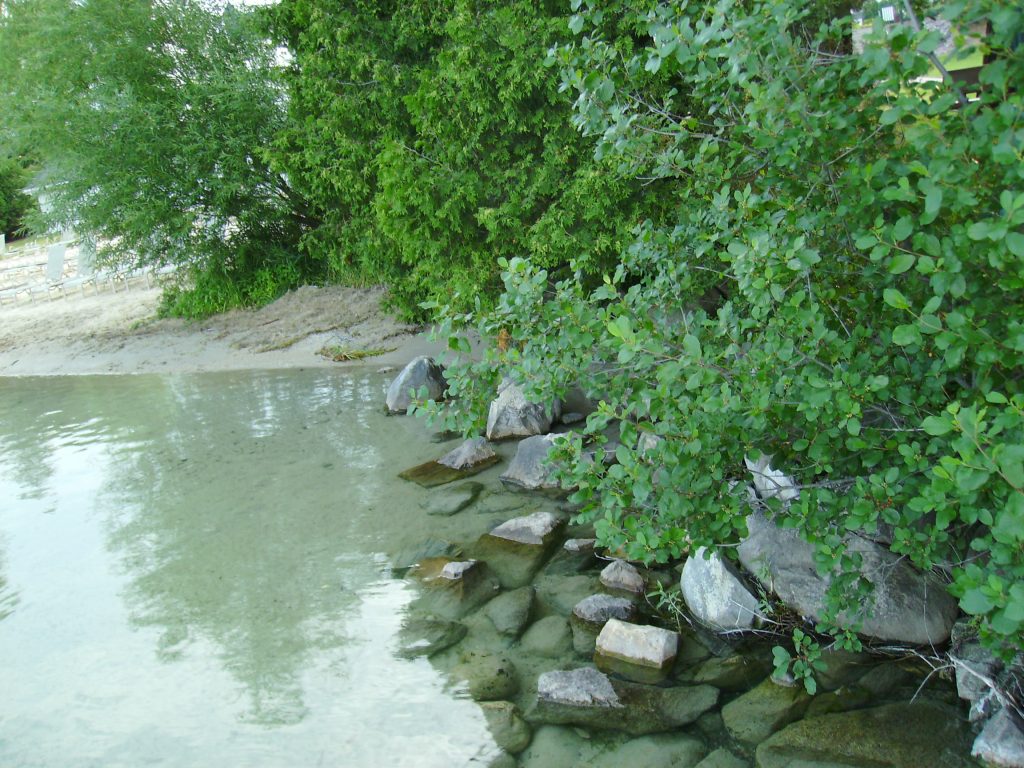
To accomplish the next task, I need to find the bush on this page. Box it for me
[430,0,1024,655]
[0,156,35,240]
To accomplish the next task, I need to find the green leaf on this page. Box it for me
[967,221,990,241]
[847,417,861,436]
[891,216,913,241]
[568,14,584,34]
[889,252,915,274]
[960,588,994,615]
[682,334,702,359]
[892,324,922,346]
[1006,232,1024,258]
[883,288,909,310]
[996,445,1024,488]
[921,415,952,436]
[921,187,943,225]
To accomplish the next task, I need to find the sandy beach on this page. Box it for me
[0,281,444,377]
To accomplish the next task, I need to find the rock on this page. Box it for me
[385,356,446,413]
[721,676,812,746]
[680,547,764,631]
[389,538,460,577]
[480,701,532,755]
[531,667,719,736]
[951,620,1004,706]
[813,649,872,692]
[477,511,566,588]
[421,482,484,516]
[737,510,959,645]
[399,458,497,488]
[396,617,467,658]
[973,708,1024,768]
[500,434,562,492]
[535,574,601,616]
[595,619,679,684]
[486,752,517,768]
[744,454,799,502]
[560,385,598,421]
[855,661,917,697]
[571,594,639,655]
[804,685,874,719]
[520,616,573,659]
[486,378,559,441]
[587,733,707,768]
[756,701,977,768]
[414,557,500,618]
[565,538,596,554]
[695,747,748,768]
[438,436,497,470]
[690,652,773,692]
[452,652,519,701]
[484,587,535,637]
[600,559,645,595]
[518,725,590,768]
[560,412,586,425]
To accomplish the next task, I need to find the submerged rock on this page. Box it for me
[737,510,958,645]
[587,733,707,768]
[421,481,485,516]
[484,586,535,637]
[452,651,519,701]
[480,701,532,755]
[476,511,566,588]
[531,667,719,735]
[486,378,559,441]
[757,701,976,768]
[689,652,773,692]
[520,616,573,659]
[438,436,497,470]
[600,559,645,595]
[694,747,748,768]
[413,557,500,618]
[680,547,764,631]
[594,619,679,684]
[500,434,563,493]
[385,356,446,414]
[721,676,812,746]
[396,617,467,658]
[389,537,461,577]
[564,538,596,555]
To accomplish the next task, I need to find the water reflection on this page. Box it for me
[0,371,495,766]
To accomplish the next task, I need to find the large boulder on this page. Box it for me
[756,701,977,768]
[385,356,446,413]
[500,434,562,492]
[721,676,813,746]
[737,510,958,645]
[486,378,559,440]
[595,618,679,684]
[476,511,566,588]
[681,547,764,631]
[530,666,719,736]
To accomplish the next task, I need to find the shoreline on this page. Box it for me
[0,283,445,377]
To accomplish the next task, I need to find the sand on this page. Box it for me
[0,282,446,377]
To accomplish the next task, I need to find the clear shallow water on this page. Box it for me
[0,370,501,767]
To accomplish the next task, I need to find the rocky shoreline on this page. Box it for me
[382,356,1024,767]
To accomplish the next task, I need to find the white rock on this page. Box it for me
[681,546,764,631]
[973,708,1024,768]
[537,667,622,708]
[596,618,678,670]
[745,454,799,502]
[438,436,496,470]
[489,511,561,547]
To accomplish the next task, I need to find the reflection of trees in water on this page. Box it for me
[0,544,18,623]
[100,370,402,726]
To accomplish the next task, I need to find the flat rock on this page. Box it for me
[396,617,467,658]
[587,733,707,768]
[385,356,446,413]
[721,676,812,746]
[564,538,596,554]
[389,537,460,577]
[438,436,497,470]
[973,708,1024,768]
[484,587,535,637]
[690,653,773,692]
[414,557,500,618]
[421,482,484,516]
[481,701,532,755]
[398,458,497,488]
[600,559,645,595]
[486,378,559,441]
[488,511,563,547]
[572,594,638,626]
[738,510,959,645]
[681,547,763,631]
[520,616,573,658]
[757,701,977,768]
[595,619,679,684]
[500,434,562,492]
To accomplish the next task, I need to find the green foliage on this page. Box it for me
[270,0,666,320]
[772,629,826,695]
[429,0,1024,656]
[0,155,35,239]
[0,0,313,313]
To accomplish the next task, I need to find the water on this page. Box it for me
[0,370,502,767]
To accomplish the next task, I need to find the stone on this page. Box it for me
[680,547,764,631]
[721,676,813,746]
[757,701,977,768]
[564,538,596,554]
[520,616,573,659]
[535,574,601,616]
[973,708,1024,768]
[600,559,645,595]
[486,377,559,441]
[477,511,566,588]
[531,667,719,736]
[518,725,590,768]
[951,620,1004,706]
[500,434,562,492]
[396,617,467,658]
[389,537,460,577]
[385,356,446,413]
[438,436,497,470]
[737,510,959,645]
[452,651,519,701]
[480,701,532,755]
[695,747,748,768]
[745,454,799,502]
[813,649,872,692]
[587,733,707,768]
[690,653,773,692]
[595,619,679,684]
[803,686,874,719]
[414,557,500,618]
[421,482,484,516]
[488,510,563,546]
[484,587,535,637]
[571,594,639,655]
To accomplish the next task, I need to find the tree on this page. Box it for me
[0,154,35,240]
[431,0,1024,656]
[0,0,316,315]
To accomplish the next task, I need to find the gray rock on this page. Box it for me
[595,619,679,684]
[385,356,446,413]
[535,574,601,616]
[813,649,872,692]
[690,653,773,692]
[571,594,639,655]
[560,385,598,420]
[745,454,800,502]
[421,482,484,516]
[973,708,1024,768]
[477,511,566,589]
[389,537,460,577]
[396,617,467,658]
[600,559,645,595]
[531,667,719,736]
[480,701,532,755]
[681,547,764,631]
[721,676,812,746]
[452,651,519,701]
[414,557,500,618]
[500,434,562,492]
[737,510,958,645]
[587,733,707,768]
[488,510,563,546]
[695,747,748,768]
[564,538,596,554]
[520,616,573,659]
[484,587,535,637]
[757,701,977,768]
[486,378,559,441]
[951,620,1004,706]
[438,436,497,470]
[518,725,590,768]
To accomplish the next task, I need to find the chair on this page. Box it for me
[62,241,98,296]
